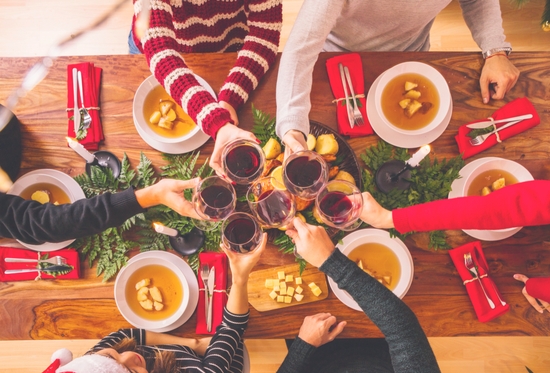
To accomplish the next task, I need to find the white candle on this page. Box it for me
[153,222,179,237]
[406,145,431,168]
[66,137,95,163]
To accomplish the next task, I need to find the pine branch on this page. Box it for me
[136,152,156,188]
[251,103,279,147]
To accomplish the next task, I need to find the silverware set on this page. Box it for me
[463,252,506,309]
[338,63,364,129]
[201,263,216,332]
[466,113,533,146]
[72,67,92,134]
[4,255,73,275]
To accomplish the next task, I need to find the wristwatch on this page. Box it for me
[482,47,512,59]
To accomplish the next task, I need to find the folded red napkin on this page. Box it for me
[0,247,80,281]
[67,62,104,151]
[455,97,539,159]
[449,241,509,322]
[196,252,228,335]
[326,53,373,137]
[525,277,550,304]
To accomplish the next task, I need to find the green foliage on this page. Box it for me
[467,126,493,139]
[251,103,279,147]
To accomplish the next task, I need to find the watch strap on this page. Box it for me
[483,47,512,59]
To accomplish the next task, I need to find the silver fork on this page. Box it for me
[200,264,210,323]
[5,255,67,266]
[343,66,364,126]
[77,70,92,130]
[469,119,521,146]
[464,253,495,309]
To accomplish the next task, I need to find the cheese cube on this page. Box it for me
[277,296,284,303]
[278,271,286,280]
[285,275,294,282]
[311,286,322,297]
[265,279,274,288]
[284,296,292,304]
[280,288,287,296]
[294,294,304,302]
[280,281,287,289]
[273,283,280,292]
[295,286,303,294]
[308,282,317,289]
[287,287,295,297]
[269,290,278,300]
[295,277,302,285]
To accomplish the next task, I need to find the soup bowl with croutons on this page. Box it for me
[374,61,451,135]
[115,252,190,331]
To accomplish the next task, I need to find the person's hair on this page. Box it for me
[88,338,177,373]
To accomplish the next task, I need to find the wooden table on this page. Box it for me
[1,52,549,340]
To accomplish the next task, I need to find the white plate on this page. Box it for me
[330,229,414,311]
[133,75,212,154]
[242,343,250,373]
[125,251,199,332]
[448,157,523,241]
[8,169,86,251]
[367,73,453,148]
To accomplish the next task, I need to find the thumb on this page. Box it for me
[328,321,347,340]
[480,74,490,104]
[177,177,200,190]
[513,274,529,284]
[292,216,308,234]
[286,228,298,240]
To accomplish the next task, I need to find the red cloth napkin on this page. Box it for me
[455,97,539,159]
[326,53,373,137]
[0,247,80,281]
[196,252,228,335]
[449,241,509,322]
[67,62,104,150]
[525,277,550,304]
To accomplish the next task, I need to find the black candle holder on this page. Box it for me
[85,150,121,179]
[374,160,412,194]
[169,227,205,256]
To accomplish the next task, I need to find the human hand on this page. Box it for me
[221,233,267,286]
[219,101,239,126]
[480,55,519,104]
[513,274,549,314]
[297,313,346,347]
[282,130,307,160]
[285,218,335,267]
[210,123,259,177]
[135,178,200,219]
[360,192,394,229]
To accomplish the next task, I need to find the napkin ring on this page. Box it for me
[332,94,365,104]
[66,106,100,112]
[486,117,502,143]
[199,288,228,295]
[463,273,488,285]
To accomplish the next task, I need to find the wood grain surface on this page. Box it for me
[248,263,328,312]
[0,52,549,340]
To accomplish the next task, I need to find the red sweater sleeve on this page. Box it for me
[525,277,550,303]
[393,180,550,233]
[217,0,283,110]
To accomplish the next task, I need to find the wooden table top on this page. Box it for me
[0,52,549,340]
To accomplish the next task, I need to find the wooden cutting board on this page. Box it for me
[248,263,328,312]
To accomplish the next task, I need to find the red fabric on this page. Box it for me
[41,359,60,373]
[196,252,228,335]
[525,277,550,304]
[0,247,80,281]
[325,53,373,138]
[455,97,539,159]
[449,241,509,322]
[393,180,550,234]
[67,62,103,151]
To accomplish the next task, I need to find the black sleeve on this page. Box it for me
[0,188,145,244]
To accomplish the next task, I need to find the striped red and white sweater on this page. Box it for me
[132,0,282,138]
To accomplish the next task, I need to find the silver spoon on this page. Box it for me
[77,70,92,130]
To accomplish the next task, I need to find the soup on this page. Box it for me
[143,85,196,138]
[348,243,401,290]
[125,264,184,321]
[467,169,518,196]
[20,183,71,205]
[381,73,440,131]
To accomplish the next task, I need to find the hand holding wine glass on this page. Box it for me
[222,212,263,254]
[315,180,363,231]
[247,177,296,228]
[193,176,236,230]
[210,123,259,178]
[283,150,328,200]
[222,138,265,184]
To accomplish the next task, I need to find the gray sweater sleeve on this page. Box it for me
[278,249,440,373]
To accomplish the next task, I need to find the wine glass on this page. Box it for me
[247,177,296,229]
[315,180,363,231]
[221,212,263,254]
[193,176,236,231]
[222,139,265,184]
[283,150,328,200]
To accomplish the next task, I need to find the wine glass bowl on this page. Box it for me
[193,176,236,229]
[221,212,262,254]
[283,150,328,200]
[315,180,363,231]
[247,177,296,228]
[222,139,265,184]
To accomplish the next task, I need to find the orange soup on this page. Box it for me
[348,243,401,290]
[125,264,184,321]
[467,169,518,196]
[381,73,440,131]
[143,85,196,138]
[20,183,71,205]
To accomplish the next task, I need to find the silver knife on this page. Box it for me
[466,113,533,129]
[4,264,73,275]
[72,68,81,134]
[338,63,354,129]
[207,266,216,332]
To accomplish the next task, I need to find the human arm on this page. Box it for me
[283,219,440,373]
[514,274,550,312]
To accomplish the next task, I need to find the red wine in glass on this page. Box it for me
[256,189,294,227]
[286,156,322,187]
[200,184,234,219]
[222,213,261,253]
[226,145,261,177]
[283,151,328,200]
[319,191,352,224]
